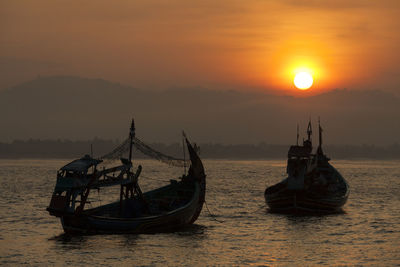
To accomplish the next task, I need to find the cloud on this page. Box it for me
[282,0,379,9]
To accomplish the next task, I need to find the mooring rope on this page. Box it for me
[204,200,224,223]
[252,204,267,213]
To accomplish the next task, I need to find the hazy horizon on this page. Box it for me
[0,75,399,146]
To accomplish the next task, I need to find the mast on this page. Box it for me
[129,119,135,163]
[296,124,299,146]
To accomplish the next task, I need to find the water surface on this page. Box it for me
[1,159,399,265]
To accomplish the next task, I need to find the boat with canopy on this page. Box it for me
[47,120,206,234]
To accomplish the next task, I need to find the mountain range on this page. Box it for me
[1,76,399,145]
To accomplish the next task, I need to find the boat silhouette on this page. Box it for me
[265,120,349,214]
[47,120,206,234]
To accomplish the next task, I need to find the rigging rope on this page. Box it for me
[99,136,189,168]
[100,138,130,160]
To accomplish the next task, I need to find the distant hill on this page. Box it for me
[0,75,399,145]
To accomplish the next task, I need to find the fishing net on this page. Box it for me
[100,138,130,160]
[100,137,188,168]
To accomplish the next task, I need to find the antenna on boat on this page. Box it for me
[318,117,322,146]
[182,130,187,175]
[128,118,135,163]
[307,118,312,142]
[318,117,323,155]
[296,124,299,146]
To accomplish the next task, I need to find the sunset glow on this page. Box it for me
[0,1,399,95]
[1,2,400,265]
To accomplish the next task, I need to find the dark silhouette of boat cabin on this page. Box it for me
[47,120,206,234]
[264,120,349,213]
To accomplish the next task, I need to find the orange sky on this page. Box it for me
[1,0,400,95]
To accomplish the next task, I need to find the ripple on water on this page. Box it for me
[1,159,400,265]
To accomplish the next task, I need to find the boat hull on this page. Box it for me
[49,137,206,235]
[61,182,203,234]
[265,189,348,214]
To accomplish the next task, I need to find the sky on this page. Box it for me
[1,0,400,95]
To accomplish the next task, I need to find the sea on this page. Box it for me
[0,159,399,266]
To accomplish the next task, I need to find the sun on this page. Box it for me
[294,71,313,90]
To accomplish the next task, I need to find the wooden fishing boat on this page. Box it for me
[47,120,206,234]
[264,120,349,214]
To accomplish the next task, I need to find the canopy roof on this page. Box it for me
[61,155,103,172]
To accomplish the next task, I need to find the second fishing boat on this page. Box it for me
[264,120,349,214]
